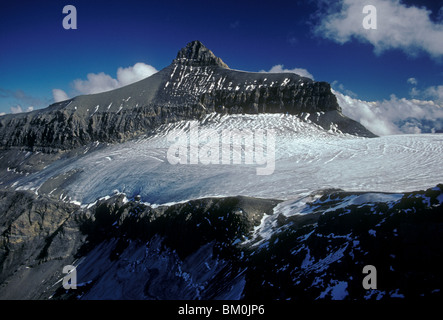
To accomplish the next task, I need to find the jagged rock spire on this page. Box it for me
[174,40,229,68]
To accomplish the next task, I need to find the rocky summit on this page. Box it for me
[174,40,229,68]
[0,40,375,152]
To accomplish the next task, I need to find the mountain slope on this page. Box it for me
[0,185,441,300]
[0,41,375,152]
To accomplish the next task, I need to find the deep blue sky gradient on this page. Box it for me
[0,0,442,113]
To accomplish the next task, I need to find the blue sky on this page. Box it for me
[1,0,443,119]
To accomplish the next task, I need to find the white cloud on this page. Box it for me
[116,63,158,87]
[409,87,420,97]
[73,72,119,95]
[260,64,314,80]
[331,80,358,98]
[10,105,23,113]
[407,77,420,98]
[405,79,443,103]
[70,62,158,95]
[334,89,443,135]
[407,77,418,85]
[10,105,34,114]
[52,89,69,102]
[315,0,443,59]
[0,112,5,116]
[424,85,443,102]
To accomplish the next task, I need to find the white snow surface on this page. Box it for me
[12,113,443,205]
[273,192,403,218]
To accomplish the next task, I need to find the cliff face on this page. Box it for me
[1,185,442,300]
[0,41,375,152]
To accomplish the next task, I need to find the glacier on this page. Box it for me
[9,112,443,206]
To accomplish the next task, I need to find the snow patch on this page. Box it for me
[317,280,349,300]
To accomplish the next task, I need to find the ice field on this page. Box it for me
[11,113,443,205]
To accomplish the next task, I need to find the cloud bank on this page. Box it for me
[10,105,34,114]
[53,62,158,102]
[424,85,443,102]
[334,89,443,135]
[260,65,314,80]
[315,0,443,59]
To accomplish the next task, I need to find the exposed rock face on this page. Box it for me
[0,185,442,300]
[0,190,87,299]
[0,190,278,299]
[174,40,229,68]
[0,41,375,152]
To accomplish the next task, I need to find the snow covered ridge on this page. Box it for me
[1,184,442,300]
[242,184,443,300]
[243,185,442,249]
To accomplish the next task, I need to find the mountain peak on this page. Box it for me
[174,40,229,68]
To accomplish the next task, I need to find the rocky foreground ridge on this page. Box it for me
[0,41,375,152]
[0,185,441,300]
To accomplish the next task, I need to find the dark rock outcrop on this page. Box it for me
[0,189,278,299]
[174,40,229,68]
[0,41,375,152]
[0,185,442,300]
